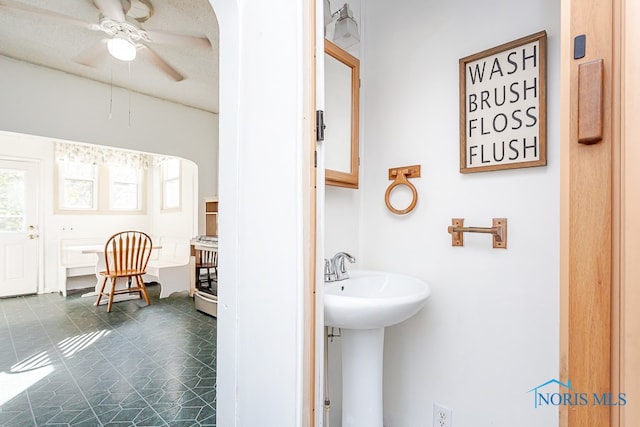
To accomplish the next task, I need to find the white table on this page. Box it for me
[66,244,161,305]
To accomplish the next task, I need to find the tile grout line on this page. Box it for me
[4,289,216,426]
[46,296,172,427]
[64,293,217,423]
[98,297,218,420]
[22,296,106,427]
[106,298,218,417]
[0,297,38,426]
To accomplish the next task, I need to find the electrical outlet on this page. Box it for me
[433,403,452,427]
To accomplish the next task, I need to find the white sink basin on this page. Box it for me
[324,269,431,329]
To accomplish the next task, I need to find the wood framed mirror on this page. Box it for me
[324,39,360,189]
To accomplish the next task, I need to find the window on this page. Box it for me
[59,161,97,210]
[56,160,145,214]
[109,165,141,210]
[54,142,150,214]
[161,158,181,210]
[0,168,25,231]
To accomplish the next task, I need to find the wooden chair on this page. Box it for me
[196,249,218,291]
[96,231,153,312]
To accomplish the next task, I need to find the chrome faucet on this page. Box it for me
[324,258,335,282]
[324,252,356,282]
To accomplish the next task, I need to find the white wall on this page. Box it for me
[0,55,218,234]
[324,0,362,262]
[211,0,310,425]
[150,158,199,240]
[2,1,311,424]
[325,0,560,426]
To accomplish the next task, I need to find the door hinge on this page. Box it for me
[314,150,317,168]
[316,110,325,141]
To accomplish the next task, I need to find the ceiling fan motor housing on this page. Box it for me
[99,17,151,44]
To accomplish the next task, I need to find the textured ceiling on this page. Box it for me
[0,0,219,113]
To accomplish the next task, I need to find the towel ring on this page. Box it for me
[385,167,419,215]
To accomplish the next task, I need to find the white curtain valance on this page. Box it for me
[54,142,151,169]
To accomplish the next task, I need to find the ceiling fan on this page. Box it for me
[0,0,212,81]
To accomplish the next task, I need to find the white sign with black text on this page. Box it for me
[459,31,547,173]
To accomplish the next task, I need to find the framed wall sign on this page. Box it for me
[459,31,547,173]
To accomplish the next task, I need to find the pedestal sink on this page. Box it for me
[324,270,431,427]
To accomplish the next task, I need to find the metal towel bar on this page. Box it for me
[447,218,508,249]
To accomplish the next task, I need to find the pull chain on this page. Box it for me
[128,62,132,127]
[109,66,113,120]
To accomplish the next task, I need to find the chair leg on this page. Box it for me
[137,276,151,305]
[107,277,117,313]
[96,277,108,307]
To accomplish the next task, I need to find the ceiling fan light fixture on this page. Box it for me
[107,37,137,61]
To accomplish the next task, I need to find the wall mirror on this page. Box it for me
[324,39,360,189]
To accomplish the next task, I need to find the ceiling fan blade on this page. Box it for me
[144,29,211,49]
[92,0,127,22]
[137,45,184,82]
[0,0,94,29]
[73,39,109,67]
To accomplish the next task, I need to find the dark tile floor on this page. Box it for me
[0,284,216,426]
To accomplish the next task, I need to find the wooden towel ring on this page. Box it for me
[385,165,420,215]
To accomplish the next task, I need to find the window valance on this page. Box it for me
[54,142,151,170]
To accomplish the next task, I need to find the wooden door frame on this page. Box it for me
[303,0,318,425]
[616,1,640,426]
[561,0,639,426]
[560,0,613,426]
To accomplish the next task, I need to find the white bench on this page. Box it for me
[59,238,104,296]
[144,237,191,298]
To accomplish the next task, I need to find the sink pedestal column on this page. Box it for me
[341,327,384,427]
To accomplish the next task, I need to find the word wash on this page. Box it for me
[460,32,547,172]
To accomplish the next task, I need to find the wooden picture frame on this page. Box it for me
[325,39,360,189]
[459,31,547,173]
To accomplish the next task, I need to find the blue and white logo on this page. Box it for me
[527,378,626,408]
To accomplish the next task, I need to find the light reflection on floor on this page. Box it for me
[0,330,111,406]
[0,365,54,407]
[0,284,217,426]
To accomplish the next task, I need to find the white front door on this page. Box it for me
[0,159,39,297]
